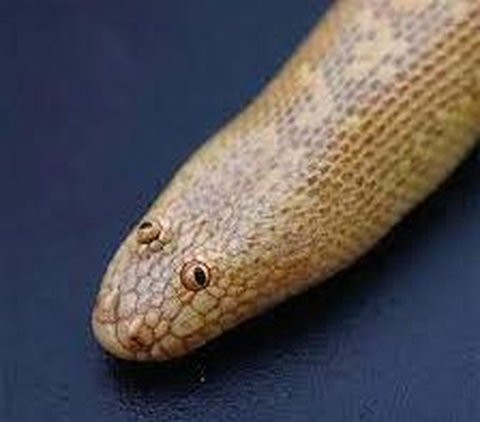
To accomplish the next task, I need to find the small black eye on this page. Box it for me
[194,267,207,286]
[181,261,211,291]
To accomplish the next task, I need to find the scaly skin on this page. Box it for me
[92,0,480,361]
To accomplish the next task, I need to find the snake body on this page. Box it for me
[92,0,480,361]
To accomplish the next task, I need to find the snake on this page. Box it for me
[91,0,480,361]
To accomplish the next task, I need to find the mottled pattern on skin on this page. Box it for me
[92,0,480,361]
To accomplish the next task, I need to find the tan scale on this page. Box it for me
[92,0,480,361]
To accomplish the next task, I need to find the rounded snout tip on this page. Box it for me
[91,316,137,361]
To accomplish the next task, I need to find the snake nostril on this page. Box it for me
[139,221,152,229]
[137,219,162,245]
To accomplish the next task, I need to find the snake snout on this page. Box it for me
[92,285,174,360]
[91,319,133,360]
[91,287,136,360]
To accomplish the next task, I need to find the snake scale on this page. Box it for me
[92,0,480,361]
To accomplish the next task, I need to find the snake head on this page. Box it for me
[90,174,301,361]
[90,144,321,361]
[91,212,231,361]
[90,163,286,362]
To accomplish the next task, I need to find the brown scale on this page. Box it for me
[92,0,480,361]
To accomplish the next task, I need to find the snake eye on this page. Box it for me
[181,261,211,291]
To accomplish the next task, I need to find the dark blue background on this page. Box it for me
[4,1,480,421]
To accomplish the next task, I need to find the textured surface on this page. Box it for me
[5,0,480,421]
[91,0,480,361]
